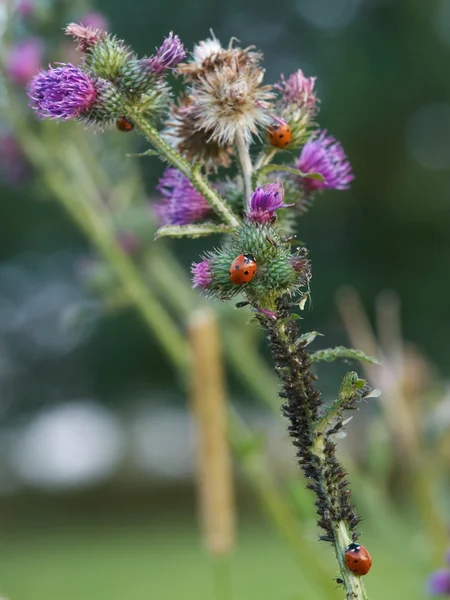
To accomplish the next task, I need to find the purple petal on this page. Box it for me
[155,168,211,225]
[248,181,292,223]
[297,130,354,191]
[147,32,186,74]
[428,570,450,595]
[28,64,98,120]
[191,259,213,290]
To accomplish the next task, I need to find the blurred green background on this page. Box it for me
[0,0,450,599]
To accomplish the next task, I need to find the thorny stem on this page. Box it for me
[335,523,370,600]
[125,107,241,229]
[229,408,341,598]
[234,129,253,209]
[260,302,370,600]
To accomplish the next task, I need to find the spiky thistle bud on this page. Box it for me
[274,70,318,147]
[193,209,307,306]
[297,131,354,191]
[84,33,131,81]
[117,32,185,98]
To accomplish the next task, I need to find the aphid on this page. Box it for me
[229,254,257,284]
[268,122,292,148]
[345,543,372,576]
[115,116,134,132]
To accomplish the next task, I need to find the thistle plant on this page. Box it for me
[28,23,378,599]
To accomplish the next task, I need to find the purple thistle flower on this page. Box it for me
[155,168,211,225]
[275,70,318,114]
[247,182,292,223]
[28,64,98,120]
[147,32,186,74]
[5,38,44,86]
[191,259,213,290]
[428,570,450,595]
[297,131,354,191]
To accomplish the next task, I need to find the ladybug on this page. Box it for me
[115,116,134,132]
[345,543,372,576]
[268,121,292,148]
[229,254,257,284]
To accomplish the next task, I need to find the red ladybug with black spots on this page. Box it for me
[345,543,372,576]
[116,116,134,132]
[229,254,257,284]
[268,121,292,148]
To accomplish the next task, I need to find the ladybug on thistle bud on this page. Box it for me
[115,116,134,132]
[268,121,292,148]
[229,254,257,284]
[345,543,372,576]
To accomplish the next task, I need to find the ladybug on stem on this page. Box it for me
[268,121,292,148]
[229,254,257,284]
[116,116,134,132]
[345,543,372,576]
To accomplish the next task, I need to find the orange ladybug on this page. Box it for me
[268,122,292,148]
[115,116,134,132]
[345,543,372,576]
[229,254,257,284]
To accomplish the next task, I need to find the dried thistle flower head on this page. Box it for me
[178,35,262,82]
[164,97,233,170]
[184,44,274,146]
[65,22,107,52]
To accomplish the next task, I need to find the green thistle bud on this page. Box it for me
[117,58,157,97]
[85,35,131,81]
[202,221,307,305]
[81,78,123,126]
[234,221,279,262]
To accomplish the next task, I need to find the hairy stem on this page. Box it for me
[234,129,253,209]
[260,301,370,600]
[125,107,240,229]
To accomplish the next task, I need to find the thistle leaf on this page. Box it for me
[257,164,325,181]
[126,149,159,158]
[296,331,324,346]
[154,222,233,240]
[310,346,379,365]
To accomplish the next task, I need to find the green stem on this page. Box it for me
[266,314,371,600]
[228,410,340,598]
[315,372,365,438]
[234,129,253,209]
[335,523,370,600]
[125,107,241,229]
[254,148,277,173]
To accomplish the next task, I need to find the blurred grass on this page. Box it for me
[0,512,431,600]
